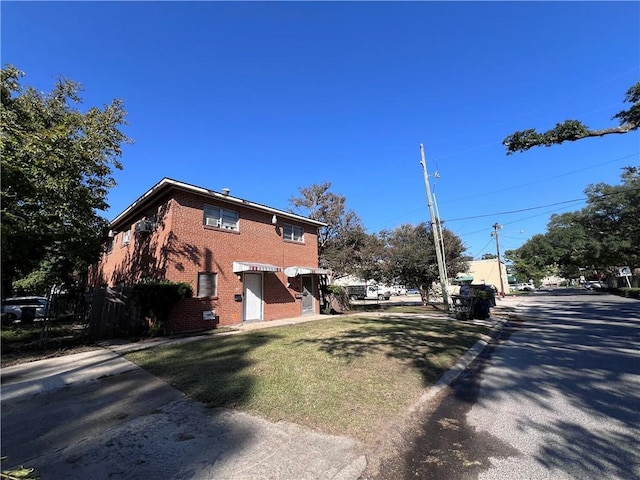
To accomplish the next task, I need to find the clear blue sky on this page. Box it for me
[3,1,639,259]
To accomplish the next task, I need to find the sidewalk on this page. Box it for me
[0,313,336,401]
[1,306,518,479]
[2,300,523,401]
[1,299,522,401]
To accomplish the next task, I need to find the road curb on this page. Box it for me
[408,318,507,416]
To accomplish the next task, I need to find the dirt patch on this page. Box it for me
[1,345,101,368]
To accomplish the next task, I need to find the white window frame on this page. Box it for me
[204,205,239,231]
[283,224,304,242]
[121,228,131,245]
[197,272,218,297]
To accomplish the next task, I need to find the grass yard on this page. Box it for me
[1,320,96,367]
[125,313,491,442]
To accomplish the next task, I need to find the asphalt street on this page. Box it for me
[373,289,640,480]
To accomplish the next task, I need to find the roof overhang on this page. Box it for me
[283,266,331,277]
[233,261,283,273]
[110,177,327,229]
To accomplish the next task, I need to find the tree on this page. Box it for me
[1,65,131,295]
[288,182,368,279]
[481,253,497,260]
[507,168,640,281]
[503,81,639,154]
[504,234,556,284]
[378,223,468,305]
[581,166,640,269]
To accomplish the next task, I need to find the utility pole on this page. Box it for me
[433,193,449,290]
[491,223,506,297]
[420,144,449,310]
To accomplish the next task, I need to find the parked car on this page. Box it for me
[585,281,605,290]
[517,283,535,292]
[406,288,420,295]
[1,296,49,322]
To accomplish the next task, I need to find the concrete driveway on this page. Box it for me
[1,343,366,479]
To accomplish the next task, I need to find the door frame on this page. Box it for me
[243,272,263,322]
[300,275,315,315]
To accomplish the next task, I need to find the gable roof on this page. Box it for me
[109,177,327,229]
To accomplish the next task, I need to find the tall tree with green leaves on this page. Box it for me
[507,168,640,280]
[378,223,468,305]
[1,65,131,295]
[288,182,369,279]
[503,81,639,154]
[504,233,557,284]
[581,166,640,269]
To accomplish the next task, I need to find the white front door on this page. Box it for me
[244,273,263,321]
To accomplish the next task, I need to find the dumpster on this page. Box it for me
[451,284,495,320]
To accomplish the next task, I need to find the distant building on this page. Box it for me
[453,259,509,295]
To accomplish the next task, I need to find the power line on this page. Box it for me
[368,151,638,233]
[446,198,587,222]
[439,152,638,205]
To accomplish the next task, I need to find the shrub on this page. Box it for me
[618,287,640,299]
[132,281,193,336]
[322,285,350,313]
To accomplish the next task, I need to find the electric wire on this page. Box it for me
[445,198,587,222]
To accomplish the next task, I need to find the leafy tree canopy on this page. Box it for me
[582,166,640,268]
[377,223,468,303]
[503,81,639,154]
[506,167,639,280]
[288,182,369,279]
[1,65,131,295]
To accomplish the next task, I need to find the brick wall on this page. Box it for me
[94,188,322,332]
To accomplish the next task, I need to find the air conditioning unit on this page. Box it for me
[135,221,153,233]
[205,218,220,227]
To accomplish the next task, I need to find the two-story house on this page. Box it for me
[91,178,329,332]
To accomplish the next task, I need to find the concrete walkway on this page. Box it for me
[1,300,521,479]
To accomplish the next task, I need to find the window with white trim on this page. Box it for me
[122,228,131,245]
[203,205,239,231]
[283,224,304,242]
[197,272,218,297]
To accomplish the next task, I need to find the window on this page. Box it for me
[106,238,114,254]
[122,228,131,245]
[204,205,239,231]
[197,272,218,297]
[283,224,304,242]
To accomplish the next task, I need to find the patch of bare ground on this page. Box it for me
[1,345,101,368]
[360,386,451,479]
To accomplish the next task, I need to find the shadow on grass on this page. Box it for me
[127,331,284,408]
[295,315,489,386]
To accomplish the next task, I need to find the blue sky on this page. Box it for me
[3,1,639,259]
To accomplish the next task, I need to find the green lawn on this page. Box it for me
[125,314,490,442]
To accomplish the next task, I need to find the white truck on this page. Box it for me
[345,284,392,301]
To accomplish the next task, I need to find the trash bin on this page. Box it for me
[453,284,494,320]
[470,284,494,320]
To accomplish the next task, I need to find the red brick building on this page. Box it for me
[92,178,328,332]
